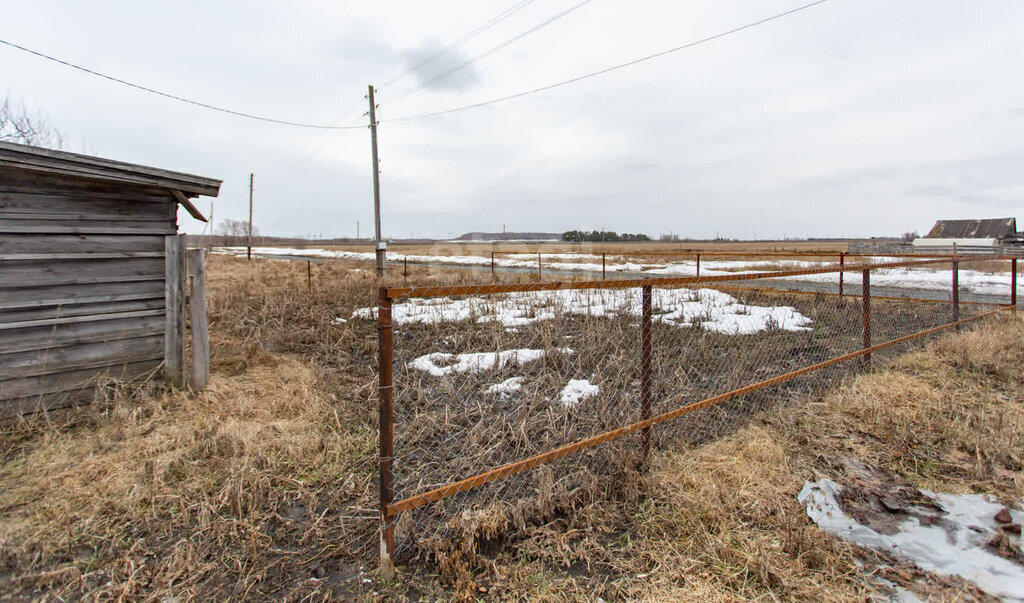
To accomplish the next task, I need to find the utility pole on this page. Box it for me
[247,173,254,260]
[357,220,360,241]
[368,85,385,277]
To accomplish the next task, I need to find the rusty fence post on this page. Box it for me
[952,260,960,329]
[306,260,312,293]
[602,253,606,280]
[862,269,871,367]
[640,285,653,463]
[538,253,542,279]
[696,253,700,279]
[491,251,495,281]
[1012,258,1018,311]
[377,287,396,579]
[403,257,408,281]
[839,252,845,297]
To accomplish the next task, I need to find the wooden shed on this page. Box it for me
[0,141,221,418]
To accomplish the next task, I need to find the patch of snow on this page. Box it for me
[408,348,570,377]
[559,379,599,408]
[354,288,812,335]
[799,479,1024,600]
[484,377,524,397]
[332,317,348,324]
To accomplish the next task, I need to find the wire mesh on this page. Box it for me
[373,255,1018,564]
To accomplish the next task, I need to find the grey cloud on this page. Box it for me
[399,39,481,92]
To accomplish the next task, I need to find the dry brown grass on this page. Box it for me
[1,255,1019,601]
[399,314,1022,601]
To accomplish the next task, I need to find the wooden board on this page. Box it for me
[0,192,174,218]
[0,388,96,420]
[0,336,164,379]
[188,248,209,389]
[165,236,186,387]
[0,257,165,288]
[0,280,165,310]
[0,298,164,324]
[0,219,175,235]
[0,360,162,400]
[0,234,166,254]
[0,314,165,354]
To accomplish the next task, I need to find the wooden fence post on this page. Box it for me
[188,248,209,390]
[164,236,186,387]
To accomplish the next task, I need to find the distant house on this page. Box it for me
[912,218,1022,250]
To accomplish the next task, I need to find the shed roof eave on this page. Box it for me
[0,141,221,197]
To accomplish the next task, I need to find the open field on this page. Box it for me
[1,255,1021,601]
[275,240,853,257]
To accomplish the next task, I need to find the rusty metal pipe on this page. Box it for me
[862,269,871,366]
[839,253,844,297]
[640,285,653,462]
[377,288,396,578]
[1013,258,1018,309]
[952,261,960,328]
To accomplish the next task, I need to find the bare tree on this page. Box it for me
[217,219,259,237]
[0,95,65,149]
[901,231,919,242]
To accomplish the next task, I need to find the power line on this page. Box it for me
[379,0,537,89]
[0,38,366,130]
[386,0,835,123]
[391,0,595,103]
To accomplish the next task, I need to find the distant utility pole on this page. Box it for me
[209,200,214,249]
[357,220,360,241]
[368,85,385,277]
[247,173,254,260]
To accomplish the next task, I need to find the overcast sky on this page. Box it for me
[4,0,1024,239]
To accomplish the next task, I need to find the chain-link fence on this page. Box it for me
[368,255,1019,573]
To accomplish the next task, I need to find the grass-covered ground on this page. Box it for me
[0,255,1020,601]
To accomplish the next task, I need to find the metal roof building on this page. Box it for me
[926,218,1020,242]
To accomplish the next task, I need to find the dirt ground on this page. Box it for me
[0,255,1020,601]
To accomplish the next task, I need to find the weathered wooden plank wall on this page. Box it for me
[0,168,175,417]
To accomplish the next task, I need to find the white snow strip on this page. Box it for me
[355,288,812,335]
[559,379,599,408]
[484,377,524,396]
[799,479,1024,600]
[332,317,348,324]
[215,247,1020,298]
[408,348,570,377]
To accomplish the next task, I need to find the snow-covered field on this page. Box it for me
[354,287,813,335]
[217,247,1020,298]
[800,479,1024,600]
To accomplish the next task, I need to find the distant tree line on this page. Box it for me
[561,230,650,243]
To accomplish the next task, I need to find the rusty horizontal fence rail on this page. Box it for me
[712,285,1002,307]
[489,250,1003,260]
[385,304,1012,515]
